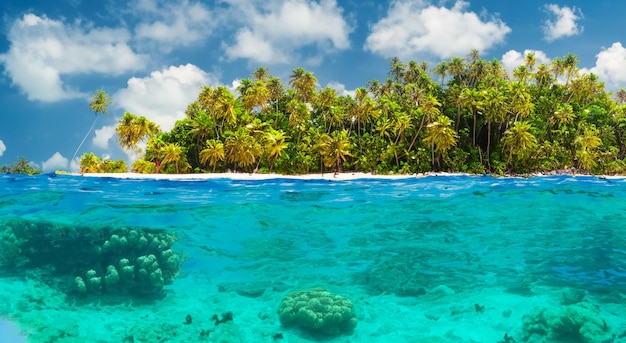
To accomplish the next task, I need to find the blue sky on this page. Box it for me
[1,0,625,172]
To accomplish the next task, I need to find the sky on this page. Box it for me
[0,0,625,172]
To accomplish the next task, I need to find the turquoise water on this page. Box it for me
[1,174,626,342]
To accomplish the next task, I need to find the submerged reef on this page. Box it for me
[277,287,357,338]
[521,302,612,342]
[0,218,181,296]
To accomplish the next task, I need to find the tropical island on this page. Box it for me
[58,51,626,176]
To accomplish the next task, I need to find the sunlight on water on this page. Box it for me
[1,173,626,342]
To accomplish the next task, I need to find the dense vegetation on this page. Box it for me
[0,157,42,175]
[83,50,626,175]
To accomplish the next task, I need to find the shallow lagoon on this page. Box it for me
[1,173,626,342]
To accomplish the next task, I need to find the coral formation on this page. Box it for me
[522,302,611,342]
[0,218,181,296]
[74,229,180,295]
[277,287,357,337]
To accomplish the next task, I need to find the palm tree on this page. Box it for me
[479,87,507,166]
[267,76,284,113]
[524,52,536,72]
[189,112,214,159]
[241,80,270,115]
[319,130,352,172]
[199,139,225,172]
[409,94,441,151]
[225,128,262,171]
[433,61,448,86]
[72,89,112,163]
[502,121,538,164]
[393,112,412,144]
[574,125,602,171]
[79,152,102,173]
[615,88,626,105]
[116,112,160,153]
[507,82,534,123]
[563,53,579,86]
[264,129,289,171]
[447,57,466,85]
[161,143,185,173]
[253,66,269,81]
[422,115,458,169]
[289,67,317,103]
[286,98,310,133]
[145,136,166,173]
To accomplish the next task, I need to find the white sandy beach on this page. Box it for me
[70,171,626,181]
[72,171,463,181]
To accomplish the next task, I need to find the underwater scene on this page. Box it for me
[1,173,626,342]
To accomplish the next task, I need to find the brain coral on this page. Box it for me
[277,287,357,337]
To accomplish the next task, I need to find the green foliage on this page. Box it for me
[79,153,128,173]
[132,159,156,174]
[0,157,42,175]
[104,53,626,175]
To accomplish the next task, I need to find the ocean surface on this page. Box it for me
[1,173,626,342]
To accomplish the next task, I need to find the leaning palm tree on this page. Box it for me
[72,89,112,163]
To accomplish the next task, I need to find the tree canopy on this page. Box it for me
[87,51,626,176]
[0,157,42,175]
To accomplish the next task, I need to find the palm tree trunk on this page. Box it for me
[72,116,99,163]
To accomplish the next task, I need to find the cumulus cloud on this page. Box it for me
[93,125,116,149]
[0,14,146,102]
[223,0,353,65]
[501,49,551,72]
[542,4,583,42]
[580,42,626,91]
[115,64,217,131]
[364,0,510,60]
[327,81,356,98]
[42,152,69,172]
[70,158,81,173]
[0,140,6,157]
[134,0,215,51]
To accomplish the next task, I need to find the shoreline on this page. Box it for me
[60,171,626,181]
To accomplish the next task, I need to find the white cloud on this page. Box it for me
[501,49,551,73]
[93,125,116,149]
[364,0,510,60]
[42,152,69,172]
[223,0,353,65]
[0,140,6,157]
[542,4,583,42]
[70,158,81,173]
[134,0,215,51]
[327,81,356,98]
[0,14,146,102]
[114,64,217,131]
[581,42,626,91]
